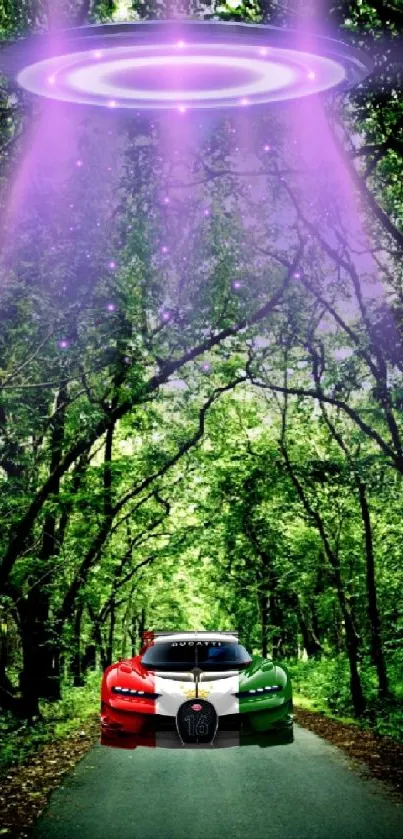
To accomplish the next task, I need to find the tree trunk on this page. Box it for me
[17,588,61,717]
[71,603,84,687]
[138,607,146,645]
[297,601,322,658]
[18,614,41,719]
[20,384,68,702]
[343,609,366,717]
[357,480,389,699]
[332,602,343,653]
[311,601,322,653]
[260,594,269,658]
[82,644,96,673]
[0,622,21,714]
[270,593,282,661]
[131,614,137,656]
[280,441,366,715]
[105,604,115,668]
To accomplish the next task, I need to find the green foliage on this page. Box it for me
[0,671,99,773]
[290,656,403,740]
[0,0,403,751]
[215,0,262,22]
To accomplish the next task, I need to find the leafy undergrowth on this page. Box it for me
[0,714,99,838]
[0,672,100,838]
[0,672,99,774]
[289,655,403,741]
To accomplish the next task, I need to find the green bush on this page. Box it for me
[288,654,403,740]
[0,670,100,774]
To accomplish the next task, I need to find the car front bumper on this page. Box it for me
[100,699,293,748]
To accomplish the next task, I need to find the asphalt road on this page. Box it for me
[31,725,402,839]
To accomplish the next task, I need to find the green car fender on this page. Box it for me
[237,656,293,730]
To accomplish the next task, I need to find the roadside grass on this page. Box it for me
[289,653,403,741]
[0,670,99,775]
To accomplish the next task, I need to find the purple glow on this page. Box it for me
[108,260,116,269]
[161,246,168,254]
[202,362,211,372]
[16,43,347,110]
[263,144,271,151]
[106,303,116,311]
[161,310,171,322]
[58,339,69,349]
[233,280,242,290]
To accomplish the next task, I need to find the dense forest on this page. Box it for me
[0,0,402,768]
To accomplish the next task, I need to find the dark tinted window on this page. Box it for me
[141,641,251,671]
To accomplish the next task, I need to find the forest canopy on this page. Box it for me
[0,0,402,744]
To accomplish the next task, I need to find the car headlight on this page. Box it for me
[235,685,283,697]
[112,686,160,699]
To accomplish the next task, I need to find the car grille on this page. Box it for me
[176,699,218,744]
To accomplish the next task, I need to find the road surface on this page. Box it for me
[31,725,402,839]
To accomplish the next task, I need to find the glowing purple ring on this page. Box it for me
[68,54,296,102]
[16,46,346,110]
[0,21,373,111]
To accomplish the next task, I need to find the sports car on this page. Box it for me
[100,631,293,748]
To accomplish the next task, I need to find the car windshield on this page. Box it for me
[141,640,251,671]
